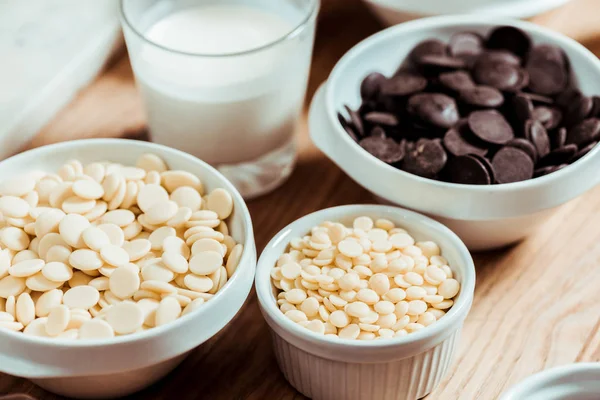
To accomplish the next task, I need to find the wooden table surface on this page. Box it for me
[3,0,600,399]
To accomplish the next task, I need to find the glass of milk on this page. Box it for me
[120,0,319,199]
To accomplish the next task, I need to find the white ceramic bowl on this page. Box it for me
[309,15,600,251]
[256,204,475,400]
[363,0,572,26]
[0,139,257,399]
[500,363,600,400]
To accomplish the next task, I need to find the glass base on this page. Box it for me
[216,139,296,200]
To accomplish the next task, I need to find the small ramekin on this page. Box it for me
[309,15,600,250]
[363,0,572,26]
[256,205,475,400]
[0,139,257,399]
[500,363,600,400]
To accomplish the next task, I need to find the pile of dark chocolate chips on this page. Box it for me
[339,25,600,184]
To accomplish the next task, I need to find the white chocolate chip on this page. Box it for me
[106,302,144,334]
[155,296,181,326]
[100,245,130,268]
[189,251,223,275]
[16,293,35,326]
[137,184,169,213]
[145,200,178,225]
[171,186,202,212]
[136,153,168,173]
[162,252,189,274]
[45,305,70,336]
[63,286,100,310]
[79,319,115,339]
[9,259,45,278]
[97,223,125,247]
[205,188,233,219]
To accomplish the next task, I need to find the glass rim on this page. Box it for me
[119,0,320,58]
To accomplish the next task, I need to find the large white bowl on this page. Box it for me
[0,139,257,399]
[309,15,600,251]
[256,205,475,400]
[364,0,572,26]
[500,363,600,400]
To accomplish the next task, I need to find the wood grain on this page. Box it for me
[4,0,600,399]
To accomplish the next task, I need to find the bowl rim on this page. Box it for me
[0,138,255,348]
[500,362,600,399]
[255,204,476,349]
[365,0,573,20]
[325,14,600,194]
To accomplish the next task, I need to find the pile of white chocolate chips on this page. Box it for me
[0,154,243,339]
[271,217,460,340]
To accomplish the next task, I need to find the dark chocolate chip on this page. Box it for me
[417,54,468,73]
[566,118,600,146]
[537,144,578,167]
[590,96,600,118]
[533,165,556,177]
[459,86,504,108]
[360,72,386,100]
[439,71,476,92]
[407,93,460,129]
[344,105,364,137]
[525,119,551,158]
[532,106,562,130]
[507,69,530,92]
[409,39,447,63]
[552,127,567,149]
[380,73,428,97]
[512,94,534,124]
[468,110,514,145]
[571,141,598,162]
[556,88,582,108]
[445,155,491,185]
[492,147,534,183]
[449,32,484,61]
[519,92,554,105]
[442,126,488,157]
[526,44,568,95]
[506,138,538,162]
[338,112,359,142]
[400,139,447,178]
[360,136,406,164]
[370,126,387,139]
[473,60,520,91]
[469,153,496,183]
[480,50,522,66]
[564,95,593,127]
[486,26,532,58]
[554,164,569,172]
[364,112,399,127]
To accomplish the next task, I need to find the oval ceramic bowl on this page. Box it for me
[309,15,600,251]
[363,0,572,26]
[500,363,600,400]
[0,139,257,399]
[256,204,475,400]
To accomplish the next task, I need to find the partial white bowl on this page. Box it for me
[500,363,600,400]
[0,139,257,399]
[364,0,572,26]
[256,204,475,400]
[309,15,600,251]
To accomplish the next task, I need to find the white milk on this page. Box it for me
[124,3,315,198]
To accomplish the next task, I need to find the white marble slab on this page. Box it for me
[0,0,122,158]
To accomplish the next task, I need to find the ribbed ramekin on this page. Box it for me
[255,205,475,400]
